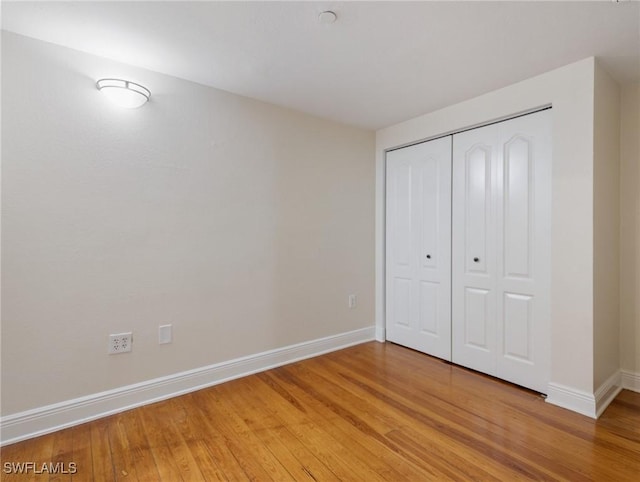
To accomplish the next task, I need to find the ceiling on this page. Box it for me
[2,1,639,130]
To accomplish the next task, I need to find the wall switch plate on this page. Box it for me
[159,324,172,344]
[109,332,132,354]
[348,294,357,309]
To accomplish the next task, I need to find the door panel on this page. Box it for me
[453,125,499,375]
[503,136,533,279]
[393,164,412,267]
[419,281,439,335]
[496,110,551,393]
[420,158,439,270]
[393,278,412,327]
[386,136,452,360]
[453,109,551,393]
[464,287,491,349]
[465,146,492,276]
[503,292,533,362]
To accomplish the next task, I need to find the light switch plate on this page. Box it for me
[159,324,172,344]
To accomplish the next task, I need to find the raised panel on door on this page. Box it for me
[502,293,533,362]
[419,281,439,335]
[463,287,493,353]
[465,146,492,275]
[503,136,533,278]
[495,109,551,393]
[392,163,412,269]
[386,155,414,346]
[420,157,440,270]
[386,136,451,360]
[452,124,499,375]
[393,278,412,327]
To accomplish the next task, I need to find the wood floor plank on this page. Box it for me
[200,384,296,481]
[106,413,139,481]
[89,419,115,481]
[137,405,184,481]
[161,397,227,482]
[150,400,206,482]
[48,426,74,482]
[176,392,252,479]
[70,423,94,482]
[119,409,160,482]
[2,342,639,481]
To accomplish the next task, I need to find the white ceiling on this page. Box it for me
[2,1,639,129]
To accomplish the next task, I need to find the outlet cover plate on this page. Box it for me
[109,332,132,354]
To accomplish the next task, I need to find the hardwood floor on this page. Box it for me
[2,341,639,481]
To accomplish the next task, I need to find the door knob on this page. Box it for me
[473,257,480,262]
[426,254,431,259]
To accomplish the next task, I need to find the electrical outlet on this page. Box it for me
[348,294,357,309]
[109,332,132,354]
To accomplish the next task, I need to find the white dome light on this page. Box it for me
[318,11,337,24]
[96,79,150,108]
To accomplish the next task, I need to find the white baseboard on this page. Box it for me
[621,370,640,392]
[594,371,622,418]
[546,370,623,419]
[1,326,375,446]
[375,324,386,342]
[546,382,597,418]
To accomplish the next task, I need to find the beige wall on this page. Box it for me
[1,32,375,415]
[593,62,621,389]
[620,83,640,375]
[377,58,597,398]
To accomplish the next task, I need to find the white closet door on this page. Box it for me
[495,110,551,392]
[452,109,551,393]
[452,123,499,375]
[386,137,452,360]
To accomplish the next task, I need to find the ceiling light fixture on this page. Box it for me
[318,10,337,24]
[96,78,150,108]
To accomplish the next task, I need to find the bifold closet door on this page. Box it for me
[452,109,551,393]
[386,136,452,360]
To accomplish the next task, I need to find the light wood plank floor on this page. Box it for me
[2,342,639,481]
